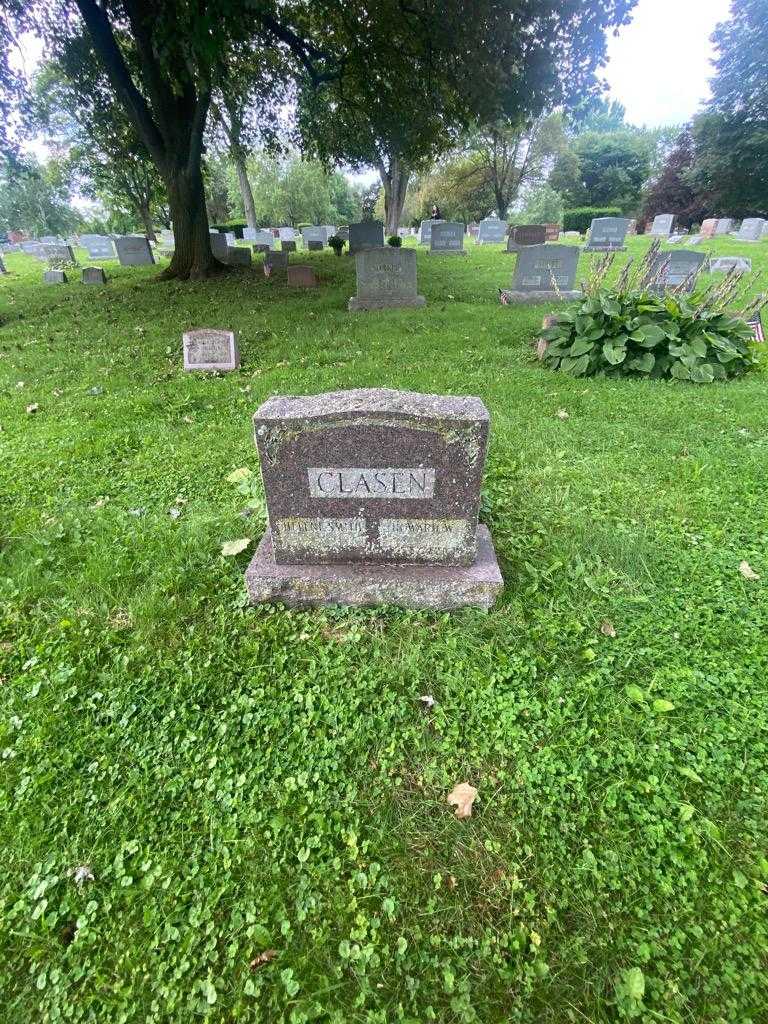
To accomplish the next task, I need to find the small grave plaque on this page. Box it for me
[82,267,107,285]
[648,250,706,293]
[710,256,751,273]
[700,218,718,238]
[349,221,385,254]
[649,214,676,236]
[714,218,734,235]
[735,218,765,242]
[115,236,155,266]
[476,218,507,244]
[430,221,466,255]
[245,388,503,609]
[585,217,630,251]
[281,240,297,253]
[348,247,425,311]
[287,265,317,287]
[43,270,67,284]
[182,329,239,372]
[506,225,548,252]
[307,240,323,251]
[502,244,581,303]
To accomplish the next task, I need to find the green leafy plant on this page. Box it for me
[387,234,403,247]
[328,234,346,256]
[540,242,764,382]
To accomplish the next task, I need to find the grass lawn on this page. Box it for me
[1,235,767,1023]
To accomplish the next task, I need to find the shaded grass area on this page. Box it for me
[1,236,767,1023]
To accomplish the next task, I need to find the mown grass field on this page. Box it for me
[1,235,767,1023]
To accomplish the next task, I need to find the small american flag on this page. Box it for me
[747,313,764,343]
[499,288,511,305]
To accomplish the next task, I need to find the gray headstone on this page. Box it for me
[418,219,444,245]
[225,246,252,266]
[22,241,46,259]
[476,218,507,244]
[85,237,117,259]
[281,240,297,253]
[264,250,289,276]
[248,229,274,248]
[225,232,236,246]
[182,329,240,372]
[585,217,630,251]
[348,247,425,311]
[242,228,256,242]
[43,243,76,263]
[43,270,67,284]
[251,389,492,570]
[507,225,548,252]
[82,267,107,285]
[506,244,581,302]
[735,218,765,241]
[349,221,385,254]
[307,240,324,252]
[336,226,350,242]
[430,221,466,255]
[159,229,175,248]
[302,226,325,245]
[714,218,734,235]
[649,214,676,236]
[762,222,768,238]
[253,244,272,255]
[648,250,706,293]
[209,232,229,261]
[710,256,752,273]
[278,227,296,242]
[115,236,155,266]
[40,235,62,244]
[0,254,6,274]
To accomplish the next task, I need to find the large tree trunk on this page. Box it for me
[234,153,257,229]
[162,163,220,281]
[138,201,156,242]
[380,156,410,235]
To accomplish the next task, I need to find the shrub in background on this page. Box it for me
[328,235,346,256]
[387,234,403,247]
[563,207,623,234]
[539,241,763,383]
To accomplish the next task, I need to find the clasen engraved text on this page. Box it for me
[308,467,435,499]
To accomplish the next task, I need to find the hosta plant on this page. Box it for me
[540,241,764,382]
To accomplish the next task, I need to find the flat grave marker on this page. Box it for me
[287,265,317,287]
[82,267,107,285]
[43,270,67,284]
[182,329,240,372]
[245,388,503,609]
[710,256,752,273]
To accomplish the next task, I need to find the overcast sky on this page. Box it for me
[602,0,731,126]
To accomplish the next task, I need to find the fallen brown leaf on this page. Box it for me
[447,782,478,819]
[739,560,760,581]
[556,408,569,420]
[600,620,617,637]
[26,403,38,414]
[250,949,278,970]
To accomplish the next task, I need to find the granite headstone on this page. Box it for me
[418,219,444,245]
[502,244,581,303]
[115,236,155,266]
[710,256,752,273]
[82,267,107,285]
[648,250,706,293]
[348,247,425,311]
[649,214,676,236]
[585,217,630,251]
[476,218,508,244]
[43,270,67,284]
[349,221,385,254]
[506,225,547,252]
[735,218,766,242]
[287,265,317,287]
[245,388,503,609]
[430,221,466,255]
[182,329,240,372]
[715,218,734,235]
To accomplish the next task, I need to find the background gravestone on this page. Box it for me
[503,244,581,302]
[648,214,676,236]
[82,267,107,285]
[43,243,76,263]
[245,388,503,609]
[84,237,117,259]
[281,240,297,253]
[287,265,318,287]
[44,270,67,284]
[264,251,289,277]
[714,218,734,235]
[476,218,507,244]
[248,229,274,248]
[253,244,272,255]
[307,240,324,251]
[700,218,719,238]
[349,221,385,254]
[321,225,337,243]
[209,232,229,261]
[506,225,547,252]
[735,218,765,241]
[182,329,239,372]
[648,250,706,293]
[22,241,46,259]
[430,221,466,255]
[762,222,768,239]
[115,236,155,266]
[710,256,751,273]
[418,219,444,245]
[0,254,6,275]
[585,217,630,251]
[226,247,252,266]
[278,227,296,243]
[302,226,325,246]
[545,224,560,242]
[348,247,425,311]
[242,228,257,242]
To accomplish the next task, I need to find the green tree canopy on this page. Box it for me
[550,129,652,212]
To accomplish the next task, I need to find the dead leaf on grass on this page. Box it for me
[221,537,251,557]
[249,949,278,970]
[556,408,569,420]
[26,403,38,414]
[419,694,435,709]
[600,620,617,637]
[447,782,478,819]
[739,560,760,581]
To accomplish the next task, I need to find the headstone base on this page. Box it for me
[348,295,426,311]
[246,524,502,611]
[500,289,582,304]
[584,245,626,252]
[429,250,467,256]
